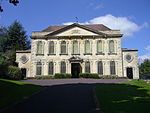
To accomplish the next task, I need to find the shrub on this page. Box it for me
[79,73,99,79]
[54,73,72,78]
[7,66,22,80]
[35,75,54,79]
[99,75,119,79]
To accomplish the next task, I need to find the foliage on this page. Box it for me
[0,21,30,79]
[35,76,54,79]
[95,80,150,113]
[139,59,150,75]
[0,78,43,109]
[6,20,30,51]
[99,75,120,79]
[0,26,7,53]
[79,73,99,79]
[54,73,72,78]
[7,66,22,80]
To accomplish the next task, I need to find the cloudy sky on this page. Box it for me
[0,0,150,60]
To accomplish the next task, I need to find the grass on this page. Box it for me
[0,78,43,109]
[95,80,150,113]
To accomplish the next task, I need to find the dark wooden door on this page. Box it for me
[71,63,81,78]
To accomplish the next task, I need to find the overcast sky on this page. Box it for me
[0,0,150,60]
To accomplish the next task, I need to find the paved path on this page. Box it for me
[1,79,128,113]
[22,79,128,86]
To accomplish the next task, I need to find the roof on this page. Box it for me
[16,50,31,53]
[43,23,111,32]
[122,49,138,52]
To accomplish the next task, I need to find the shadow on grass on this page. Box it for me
[0,79,43,109]
[95,83,150,113]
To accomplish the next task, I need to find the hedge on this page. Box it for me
[7,66,22,80]
[35,76,54,79]
[79,73,99,79]
[54,73,72,78]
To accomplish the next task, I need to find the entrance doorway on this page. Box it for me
[71,63,82,78]
[126,67,133,79]
[21,68,27,79]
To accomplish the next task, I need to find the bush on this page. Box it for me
[35,75,54,79]
[7,66,22,80]
[79,73,99,79]
[54,73,72,78]
[99,75,119,79]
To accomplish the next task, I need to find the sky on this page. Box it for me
[0,0,150,61]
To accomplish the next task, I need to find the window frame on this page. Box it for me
[48,41,55,55]
[36,41,44,55]
[84,40,92,55]
[85,61,90,73]
[36,62,42,75]
[60,61,66,73]
[60,41,67,55]
[110,61,116,75]
[98,61,103,75]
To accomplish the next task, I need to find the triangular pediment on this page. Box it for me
[46,23,106,36]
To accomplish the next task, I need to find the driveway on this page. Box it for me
[1,79,128,113]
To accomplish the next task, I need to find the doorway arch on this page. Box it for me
[126,67,133,79]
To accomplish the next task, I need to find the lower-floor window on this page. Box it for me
[61,61,66,73]
[48,62,54,75]
[85,61,90,73]
[98,61,103,75]
[110,61,116,75]
[36,62,42,75]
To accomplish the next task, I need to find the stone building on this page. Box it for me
[16,23,139,79]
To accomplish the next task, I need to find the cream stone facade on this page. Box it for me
[16,23,139,79]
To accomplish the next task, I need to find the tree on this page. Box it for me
[6,20,30,51]
[139,59,150,75]
[0,27,7,53]
[0,0,19,12]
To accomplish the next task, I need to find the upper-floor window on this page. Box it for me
[85,40,91,54]
[61,41,67,54]
[97,40,103,54]
[48,62,54,75]
[109,40,115,53]
[37,41,44,55]
[61,61,66,73]
[49,41,55,54]
[98,61,103,75]
[72,41,79,54]
[36,62,42,75]
[85,61,90,73]
[110,61,116,75]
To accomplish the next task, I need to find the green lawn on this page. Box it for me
[0,78,43,109]
[95,80,150,113]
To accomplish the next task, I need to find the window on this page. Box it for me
[49,41,54,54]
[61,61,66,73]
[85,61,90,73]
[110,61,116,75]
[109,40,115,53]
[61,41,67,54]
[48,62,54,75]
[98,61,103,75]
[37,41,44,54]
[36,62,42,75]
[85,40,91,54]
[72,41,79,54]
[97,40,103,53]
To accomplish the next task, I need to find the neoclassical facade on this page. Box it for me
[16,23,139,79]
